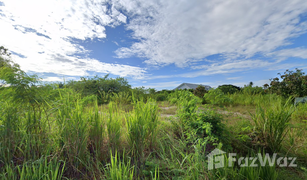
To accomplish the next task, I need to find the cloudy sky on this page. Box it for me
[1,0,307,89]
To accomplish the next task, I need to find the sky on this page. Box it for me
[1,0,307,90]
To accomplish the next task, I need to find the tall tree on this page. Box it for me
[269,69,307,97]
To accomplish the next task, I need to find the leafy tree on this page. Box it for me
[193,85,208,98]
[0,46,43,106]
[217,84,240,94]
[241,86,265,95]
[66,75,131,104]
[269,68,307,97]
[148,88,156,95]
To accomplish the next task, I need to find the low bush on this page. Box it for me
[218,84,240,94]
[251,98,294,152]
[155,93,167,101]
[204,88,233,106]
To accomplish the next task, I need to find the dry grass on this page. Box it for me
[199,104,254,126]
[159,106,177,115]
[157,101,172,107]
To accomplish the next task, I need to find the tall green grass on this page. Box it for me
[251,98,294,152]
[107,102,122,153]
[1,84,306,179]
[125,99,159,175]
[0,157,65,180]
[88,101,105,161]
[56,94,89,169]
[104,150,134,180]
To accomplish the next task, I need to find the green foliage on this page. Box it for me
[242,85,265,95]
[210,152,279,180]
[1,50,306,179]
[193,85,208,98]
[218,84,240,94]
[66,75,131,104]
[80,94,97,107]
[110,91,132,104]
[107,102,122,152]
[269,68,307,97]
[204,88,233,106]
[125,99,159,175]
[196,111,225,141]
[0,49,43,106]
[176,90,225,148]
[88,102,105,161]
[168,90,201,105]
[104,151,134,180]
[292,102,307,121]
[0,157,65,180]
[229,92,283,106]
[155,93,167,101]
[251,98,295,152]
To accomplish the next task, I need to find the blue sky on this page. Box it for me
[1,0,307,90]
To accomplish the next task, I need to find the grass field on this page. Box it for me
[0,88,307,179]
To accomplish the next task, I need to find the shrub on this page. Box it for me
[204,88,233,106]
[66,75,131,104]
[193,85,208,98]
[242,86,265,95]
[268,68,307,97]
[217,84,240,94]
[80,94,97,107]
[176,91,226,147]
[155,94,167,101]
[251,98,294,152]
[110,91,131,104]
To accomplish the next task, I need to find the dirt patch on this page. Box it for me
[216,110,251,119]
[160,114,175,118]
[160,106,176,110]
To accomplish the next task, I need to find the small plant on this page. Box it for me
[110,91,131,104]
[104,151,134,180]
[0,157,65,180]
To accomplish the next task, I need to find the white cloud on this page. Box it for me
[0,0,145,78]
[42,77,63,82]
[271,48,307,59]
[114,0,307,67]
[227,77,242,80]
[1,0,307,81]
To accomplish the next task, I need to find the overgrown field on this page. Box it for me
[1,48,307,179]
[1,87,307,179]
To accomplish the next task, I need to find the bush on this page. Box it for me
[217,84,240,94]
[155,94,167,101]
[268,68,307,97]
[110,91,131,104]
[66,75,131,104]
[242,86,265,95]
[204,88,233,106]
[80,94,97,107]
[251,98,294,152]
[193,85,208,99]
[175,91,226,147]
